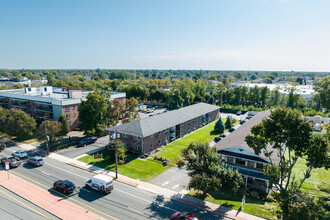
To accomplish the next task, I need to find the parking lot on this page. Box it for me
[138,105,167,119]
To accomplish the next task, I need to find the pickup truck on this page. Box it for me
[1,156,21,168]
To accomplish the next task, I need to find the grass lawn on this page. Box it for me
[189,189,279,220]
[290,154,330,197]
[157,119,236,163]
[78,149,170,181]
[0,133,38,143]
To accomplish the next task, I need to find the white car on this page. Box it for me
[12,150,28,158]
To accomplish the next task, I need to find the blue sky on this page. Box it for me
[1,0,329,71]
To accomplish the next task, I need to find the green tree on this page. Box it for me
[106,99,124,127]
[79,91,107,136]
[106,140,127,164]
[35,120,61,142]
[125,97,138,121]
[214,117,225,133]
[3,108,36,139]
[182,142,243,197]
[245,108,329,219]
[58,115,70,136]
[313,75,330,111]
[225,116,232,129]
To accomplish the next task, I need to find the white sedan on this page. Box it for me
[12,150,28,158]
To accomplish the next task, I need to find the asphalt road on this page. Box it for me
[1,147,229,220]
[0,185,60,220]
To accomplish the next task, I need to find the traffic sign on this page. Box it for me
[5,162,9,170]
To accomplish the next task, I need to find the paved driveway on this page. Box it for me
[56,136,109,159]
[149,166,190,194]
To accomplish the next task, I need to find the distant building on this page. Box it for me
[0,86,126,130]
[215,110,280,193]
[107,103,220,154]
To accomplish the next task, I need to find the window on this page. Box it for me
[158,131,161,135]
[68,122,71,126]
[164,129,168,133]
[123,134,127,138]
[44,87,47,91]
[28,88,31,91]
[65,107,70,112]
[188,120,191,125]
[236,158,245,166]
[134,136,139,140]
[193,126,196,130]
[158,140,161,145]
[134,145,139,151]
[124,143,128,148]
[73,113,76,118]
[188,127,191,132]
[257,163,264,169]
[150,144,153,149]
[66,114,70,119]
[72,106,75,110]
[150,134,153,138]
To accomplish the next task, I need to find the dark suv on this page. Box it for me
[27,156,44,167]
[78,137,97,147]
[53,180,76,194]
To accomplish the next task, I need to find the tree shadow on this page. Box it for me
[210,130,220,136]
[145,193,227,220]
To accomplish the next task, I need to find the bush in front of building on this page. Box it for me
[250,191,259,198]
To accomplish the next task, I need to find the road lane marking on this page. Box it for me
[161,181,169,186]
[46,163,88,179]
[40,171,50,176]
[0,188,51,220]
[8,170,118,220]
[172,184,179,190]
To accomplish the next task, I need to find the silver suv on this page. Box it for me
[27,156,44,167]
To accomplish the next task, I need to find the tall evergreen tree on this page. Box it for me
[225,116,232,129]
[214,117,225,133]
[58,115,70,136]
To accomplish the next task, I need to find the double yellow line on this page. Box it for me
[8,170,118,220]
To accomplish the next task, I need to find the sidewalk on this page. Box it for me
[49,153,265,220]
[0,169,101,220]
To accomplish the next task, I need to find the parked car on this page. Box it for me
[53,180,76,194]
[171,212,201,220]
[1,156,21,168]
[85,174,114,194]
[214,136,223,143]
[229,127,236,132]
[246,115,252,119]
[27,156,44,167]
[219,134,227,138]
[240,119,247,125]
[78,137,97,147]
[146,108,154,113]
[236,111,242,115]
[12,150,28,159]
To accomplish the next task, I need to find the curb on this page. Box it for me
[0,174,61,220]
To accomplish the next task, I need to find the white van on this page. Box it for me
[85,174,114,194]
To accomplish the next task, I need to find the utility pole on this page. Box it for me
[115,129,118,179]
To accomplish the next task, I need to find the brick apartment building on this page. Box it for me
[215,110,280,193]
[107,103,220,154]
[0,86,126,130]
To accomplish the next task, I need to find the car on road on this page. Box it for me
[171,212,201,220]
[1,156,21,168]
[27,156,44,167]
[12,150,28,159]
[85,174,114,194]
[53,180,76,194]
[236,111,242,115]
[229,127,236,132]
[77,137,97,147]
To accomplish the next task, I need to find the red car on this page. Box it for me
[171,212,201,220]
